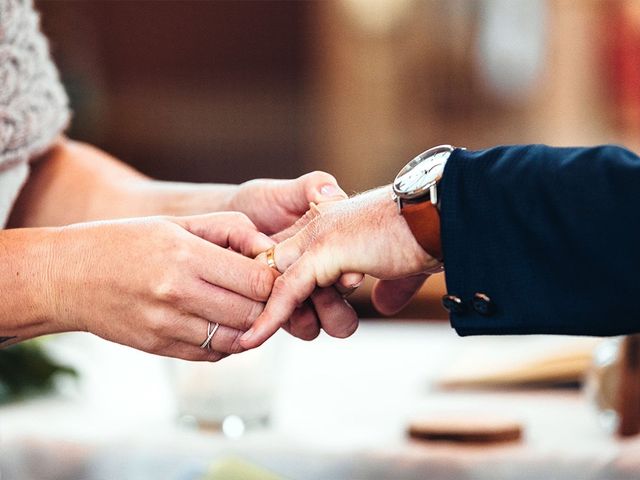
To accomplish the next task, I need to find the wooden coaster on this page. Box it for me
[408,414,523,443]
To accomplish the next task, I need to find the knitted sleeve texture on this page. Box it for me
[0,0,70,227]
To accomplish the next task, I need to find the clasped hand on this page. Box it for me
[5,141,440,362]
[59,180,440,362]
[240,186,443,350]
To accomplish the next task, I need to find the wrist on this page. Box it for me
[345,186,440,275]
[391,145,455,268]
[382,187,442,273]
[0,228,69,343]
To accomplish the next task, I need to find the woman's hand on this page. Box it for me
[46,213,276,361]
[11,138,361,345]
[229,171,348,234]
[240,186,442,349]
[11,140,347,233]
[230,172,364,342]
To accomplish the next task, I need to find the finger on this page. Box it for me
[208,323,247,354]
[194,245,277,302]
[310,287,358,339]
[257,233,308,274]
[371,274,430,316]
[290,171,348,212]
[162,342,230,362]
[180,212,275,257]
[255,249,322,341]
[270,206,321,243]
[182,280,264,331]
[170,315,249,354]
[241,252,331,349]
[335,272,365,293]
[260,172,347,234]
[284,302,321,341]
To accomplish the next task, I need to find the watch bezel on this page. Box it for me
[392,144,454,201]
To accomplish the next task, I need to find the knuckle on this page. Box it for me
[153,277,183,303]
[271,275,289,297]
[179,350,204,362]
[145,309,171,336]
[144,333,173,354]
[172,244,193,266]
[228,211,253,226]
[244,300,264,329]
[311,259,333,288]
[248,266,274,300]
[228,330,246,355]
[205,351,227,363]
[159,218,187,239]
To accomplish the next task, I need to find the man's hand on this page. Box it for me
[371,274,431,316]
[231,171,364,342]
[240,186,442,349]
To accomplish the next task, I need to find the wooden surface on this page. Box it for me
[617,334,640,436]
[1,323,640,480]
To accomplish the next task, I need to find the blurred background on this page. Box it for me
[2,2,640,479]
[37,0,640,189]
[36,0,640,318]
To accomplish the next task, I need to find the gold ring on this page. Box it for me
[265,246,278,271]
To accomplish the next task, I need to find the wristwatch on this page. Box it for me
[392,145,458,262]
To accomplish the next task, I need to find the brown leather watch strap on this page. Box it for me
[401,201,442,261]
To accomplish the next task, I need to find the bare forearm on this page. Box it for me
[0,228,63,346]
[121,179,237,219]
[9,138,145,227]
[8,138,238,228]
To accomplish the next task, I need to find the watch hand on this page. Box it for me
[400,170,425,191]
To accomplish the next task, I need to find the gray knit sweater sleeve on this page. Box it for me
[0,0,70,227]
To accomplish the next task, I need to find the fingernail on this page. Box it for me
[259,232,275,246]
[240,329,254,342]
[351,279,364,289]
[319,184,346,198]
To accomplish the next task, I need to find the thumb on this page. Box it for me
[285,171,348,213]
[371,274,430,316]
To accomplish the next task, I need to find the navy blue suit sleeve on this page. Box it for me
[440,144,640,336]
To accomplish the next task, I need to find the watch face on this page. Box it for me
[393,145,454,199]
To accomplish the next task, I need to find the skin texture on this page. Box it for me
[240,186,441,349]
[0,213,276,360]
[229,173,365,340]
[371,274,431,316]
[1,138,359,359]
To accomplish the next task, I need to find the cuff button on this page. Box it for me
[442,294,466,314]
[472,293,495,316]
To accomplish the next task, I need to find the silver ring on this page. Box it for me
[200,322,220,350]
